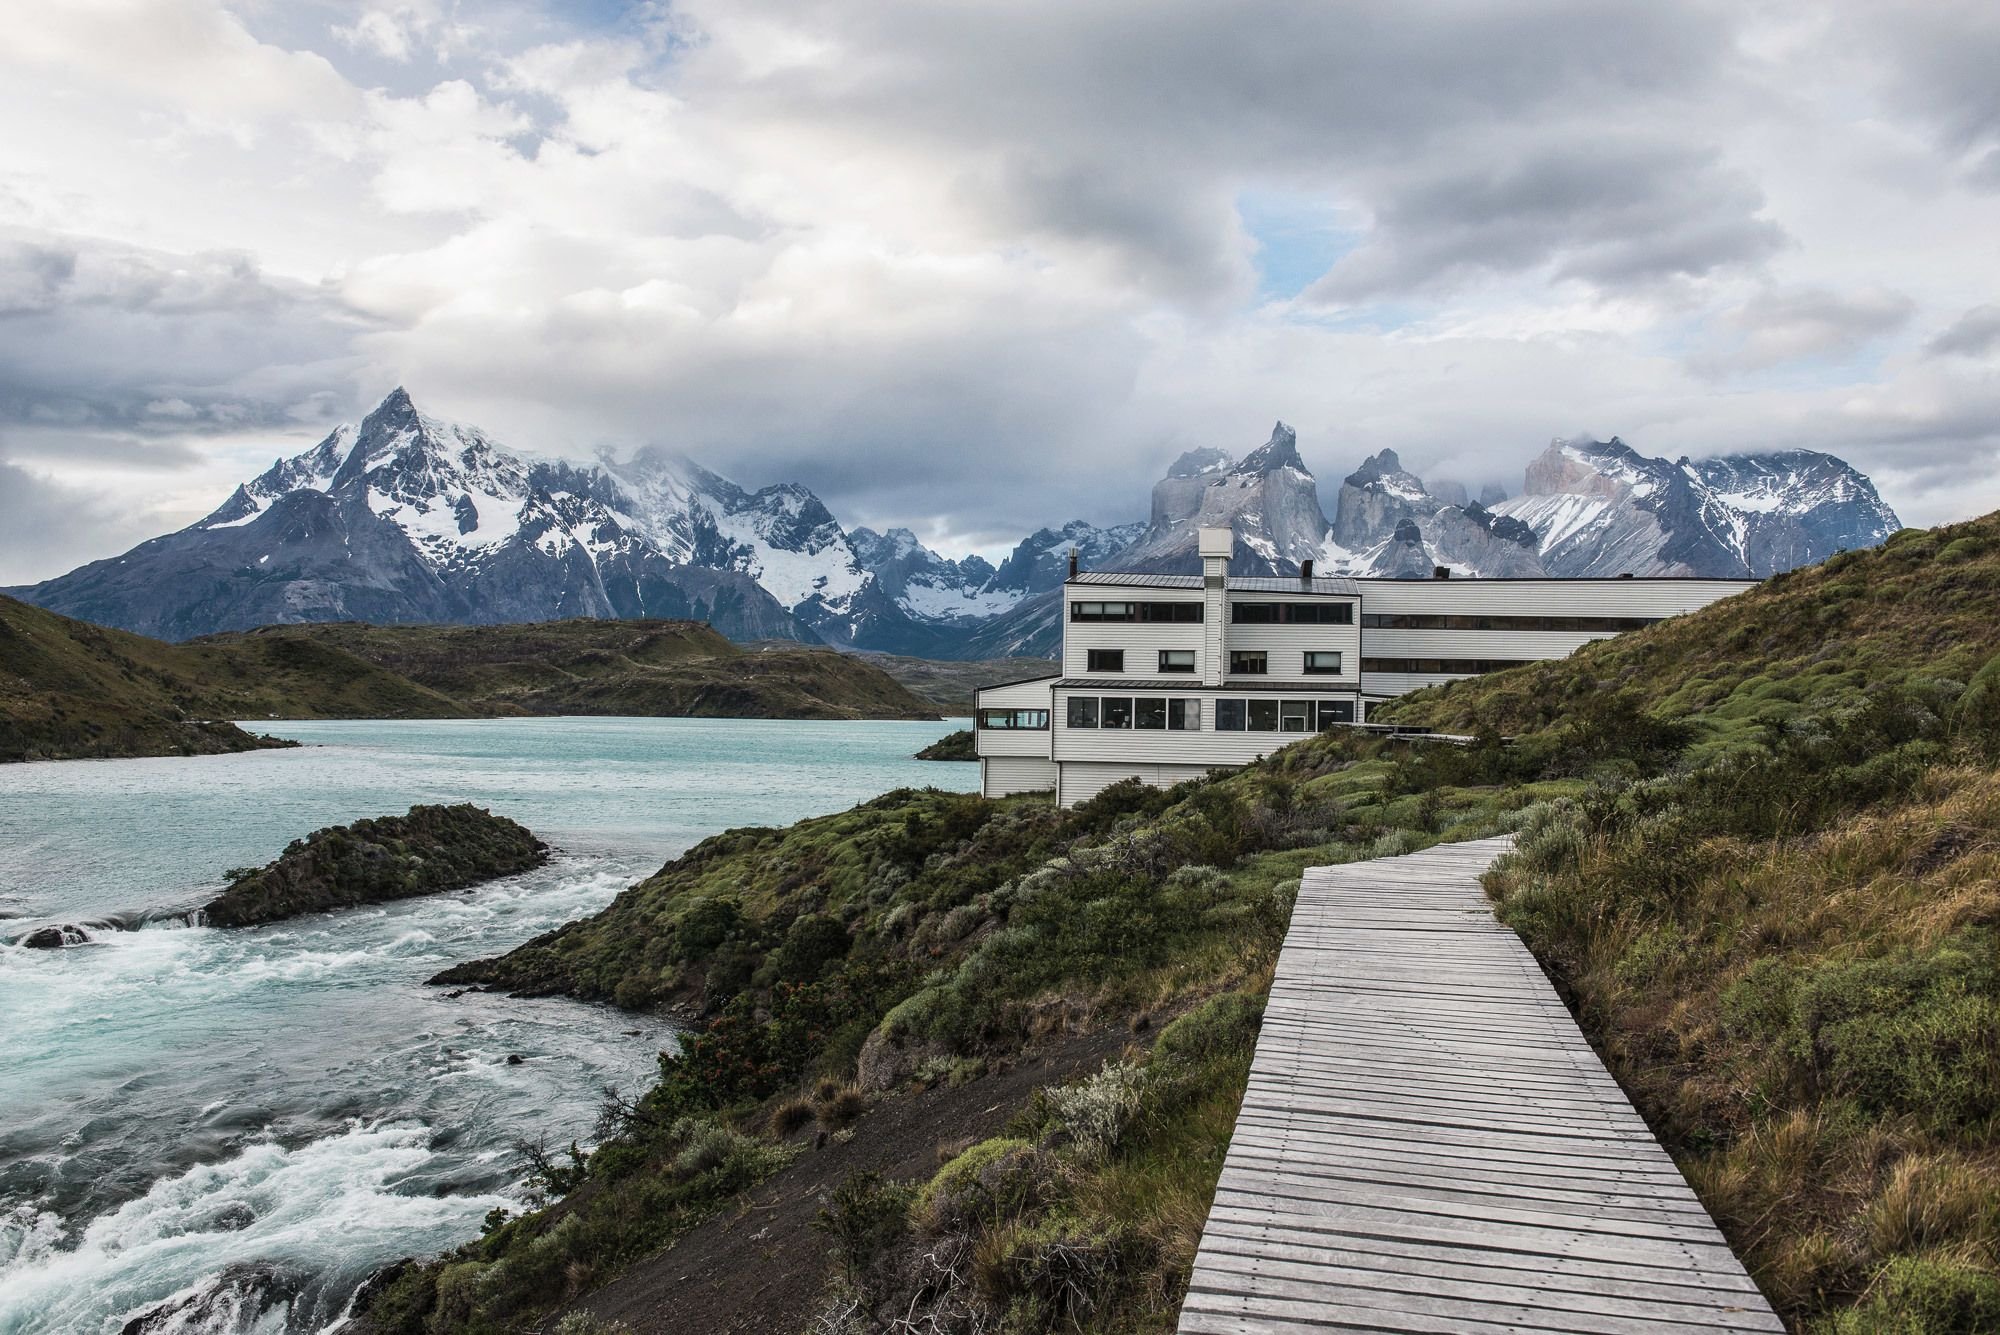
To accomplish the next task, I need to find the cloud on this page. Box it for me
[0,233,376,437]
[1309,142,1787,302]
[1691,286,1916,375]
[2,0,2000,582]
[1927,305,2000,358]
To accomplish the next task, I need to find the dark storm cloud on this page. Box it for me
[1927,305,2000,359]
[697,0,1737,304]
[1309,142,1786,302]
[1855,0,2000,186]
[0,234,374,440]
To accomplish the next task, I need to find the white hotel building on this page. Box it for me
[975,526,1753,806]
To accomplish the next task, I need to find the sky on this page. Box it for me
[3,0,2000,584]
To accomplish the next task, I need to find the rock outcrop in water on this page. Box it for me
[200,804,548,928]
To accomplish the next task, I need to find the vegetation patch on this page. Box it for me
[201,804,549,927]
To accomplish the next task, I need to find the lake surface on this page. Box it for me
[0,717,973,1334]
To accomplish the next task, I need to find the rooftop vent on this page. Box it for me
[1300,558,1314,581]
[1068,549,1079,578]
[1432,566,1451,580]
[1618,572,1634,579]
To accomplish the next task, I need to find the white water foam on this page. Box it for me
[0,1121,512,1335]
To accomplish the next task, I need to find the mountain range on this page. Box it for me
[8,388,1902,658]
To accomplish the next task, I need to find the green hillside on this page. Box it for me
[361,511,2000,1335]
[2,601,943,762]
[0,593,440,762]
[198,621,942,721]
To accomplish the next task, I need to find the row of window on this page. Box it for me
[1070,601,1204,622]
[1068,600,1357,624]
[1062,696,1356,732]
[1065,697,1204,730]
[1359,613,1660,632]
[1081,649,1345,676]
[1360,657,1532,675]
[1232,602,1354,625]
[977,709,1050,730]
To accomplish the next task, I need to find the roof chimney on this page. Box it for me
[1432,565,1451,580]
[1068,548,1079,579]
[1300,558,1314,582]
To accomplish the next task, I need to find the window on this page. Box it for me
[1157,649,1196,674]
[1316,700,1355,730]
[1280,700,1313,732]
[1066,697,1099,729]
[1232,602,1354,625]
[1361,658,1532,675]
[977,709,1049,730]
[1086,649,1124,672]
[1168,699,1200,731]
[1229,650,1268,675]
[1303,651,1343,675]
[1247,700,1279,732]
[1101,697,1134,729]
[1070,601,1203,622]
[1134,697,1167,729]
[1215,699,1246,731]
[1359,612,1658,632]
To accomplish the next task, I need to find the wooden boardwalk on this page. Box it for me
[1178,836,1781,1335]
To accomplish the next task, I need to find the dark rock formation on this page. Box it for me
[200,804,547,928]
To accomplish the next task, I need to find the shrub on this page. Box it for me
[1152,992,1265,1070]
[816,1082,869,1130]
[767,1096,815,1137]
[1823,1255,2000,1334]
[816,1172,915,1283]
[1045,1060,1148,1160]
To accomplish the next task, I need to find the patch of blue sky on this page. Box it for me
[1235,189,1359,304]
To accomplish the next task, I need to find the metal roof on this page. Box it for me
[1228,575,1362,596]
[974,670,1061,691]
[1068,571,1203,589]
[1066,570,1361,596]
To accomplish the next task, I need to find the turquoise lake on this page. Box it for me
[0,717,973,1334]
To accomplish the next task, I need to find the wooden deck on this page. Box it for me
[1178,836,1782,1334]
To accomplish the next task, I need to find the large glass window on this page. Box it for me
[1101,697,1134,729]
[978,709,1049,730]
[1066,697,1099,728]
[1086,649,1124,672]
[1316,700,1355,730]
[1229,650,1268,675]
[1168,699,1200,731]
[1280,700,1313,733]
[1361,658,1531,675]
[1157,649,1196,674]
[1215,699,1246,731]
[1247,700,1279,732]
[1070,601,1204,622]
[1303,651,1343,675]
[1134,697,1167,729]
[1233,602,1354,624]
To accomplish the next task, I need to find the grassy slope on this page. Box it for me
[197,621,944,721]
[3,605,946,762]
[363,513,2000,1335]
[0,592,445,761]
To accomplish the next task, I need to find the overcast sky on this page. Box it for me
[5,0,2000,583]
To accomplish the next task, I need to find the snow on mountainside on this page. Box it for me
[9,387,1900,657]
[1492,438,1901,578]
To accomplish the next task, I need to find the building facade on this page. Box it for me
[975,526,1753,806]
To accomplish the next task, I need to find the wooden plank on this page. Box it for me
[1176,836,1781,1334]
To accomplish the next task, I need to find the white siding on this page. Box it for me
[1058,762,1218,806]
[1052,686,1357,770]
[1223,621,1361,684]
[1357,578,1751,618]
[974,677,1056,761]
[983,756,1057,797]
[1060,612,1206,678]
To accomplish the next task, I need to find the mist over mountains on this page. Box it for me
[9,388,1900,659]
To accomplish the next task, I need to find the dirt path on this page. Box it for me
[570,1027,1133,1334]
